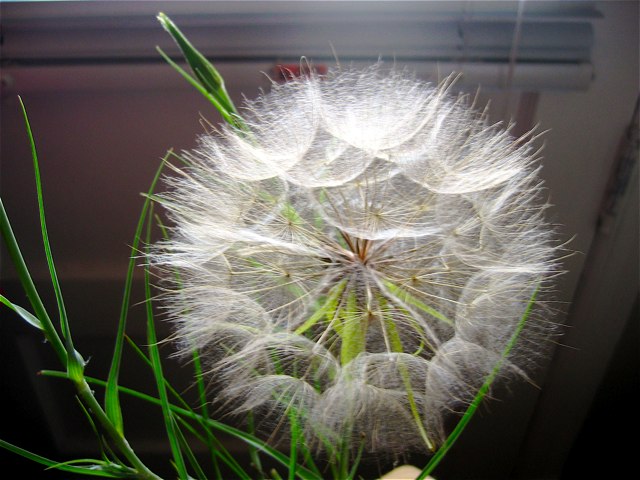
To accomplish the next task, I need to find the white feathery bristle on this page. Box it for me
[152,64,561,456]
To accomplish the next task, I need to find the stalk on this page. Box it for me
[0,198,67,365]
[74,379,162,480]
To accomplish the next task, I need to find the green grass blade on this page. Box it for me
[0,294,43,330]
[291,425,322,479]
[41,371,321,480]
[416,286,540,479]
[105,153,168,435]
[143,204,189,480]
[377,294,435,451]
[155,213,222,474]
[124,334,253,479]
[124,335,194,411]
[173,417,208,480]
[174,415,252,480]
[246,411,265,479]
[44,365,253,480]
[0,198,67,363]
[190,342,224,475]
[346,436,366,480]
[76,378,162,479]
[204,419,320,480]
[287,413,299,480]
[0,439,133,477]
[17,97,83,380]
[74,396,112,463]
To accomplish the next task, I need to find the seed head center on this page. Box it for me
[339,231,375,266]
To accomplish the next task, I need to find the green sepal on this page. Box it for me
[157,12,247,132]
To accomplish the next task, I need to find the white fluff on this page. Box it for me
[152,64,560,456]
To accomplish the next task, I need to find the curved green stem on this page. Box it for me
[0,198,67,365]
[75,379,162,480]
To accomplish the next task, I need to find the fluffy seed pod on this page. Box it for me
[152,64,560,456]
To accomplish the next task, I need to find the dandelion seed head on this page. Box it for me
[153,64,561,456]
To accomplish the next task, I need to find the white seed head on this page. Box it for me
[152,64,561,456]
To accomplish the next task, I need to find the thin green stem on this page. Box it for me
[75,379,162,480]
[105,153,168,434]
[0,202,66,364]
[144,204,189,479]
[0,438,134,478]
[42,371,321,480]
[173,417,209,480]
[155,213,221,474]
[247,411,265,479]
[346,436,365,480]
[287,413,299,480]
[417,286,540,479]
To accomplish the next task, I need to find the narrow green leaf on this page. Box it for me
[105,153,168,435]
[74,396,111,463]
[206,419,319,480]
[246,411,265,479]
[74,378,162,479]
[206,433,252,480]
[0,295,42,330]
[271,469,285,480]
[346,436,366,480]
[338,436,350,480]
[143,203,189,480]
[173,418,208,480]
[417,286,540,479]
[17,97,83,380]
[288,413,299,480]
[155,213,222,476]
[0,198,66,365]
[40,370,320,480]
[156,14,248,132]
[123,334,252,479]
[0,439,133,477]
[191,344,221,472]
[291,422,322,479]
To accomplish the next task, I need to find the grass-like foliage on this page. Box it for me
[0,13,555,479]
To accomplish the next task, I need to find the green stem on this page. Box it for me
[417,286,540,479]
[105,154,168,435]
[144,204,189,479]
[0,438,135,478]
[0,198,67,365]
[43,371,320,480]
[247,411,265,479]
[75,379,162,480]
